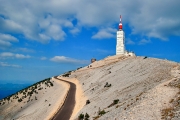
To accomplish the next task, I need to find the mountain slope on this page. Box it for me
[0,78,69,120]
[0,55,179,120]
[67,55,180,120]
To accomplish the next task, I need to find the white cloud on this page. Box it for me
[0,33,18,48]
[39,34,51,43]
[0,52,14,57]
[0,33,18,42]
[15,54,31,59]
[63,20,74,28]
[128,1,180,40]
[0,62,21,68]
[69,28,80,35]
[15,48,35,53]
[92,28,116,39]
[0,0,180,42]
[0,52,31,59]
[47,24,66,40]
[0,18,23,33]
[50,56,88,64]
[138,39,151,45]
[0,40,11,48]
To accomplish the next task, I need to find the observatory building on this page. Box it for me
[116,15,125,55]
[116,15,135,56]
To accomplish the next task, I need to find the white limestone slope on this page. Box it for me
[0,78,69,120]
[68,55,180,120]
[0,55,179,120]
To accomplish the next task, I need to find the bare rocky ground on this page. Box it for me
[0,55,179,120]
[0,78,69,120]
[67,55,180,120]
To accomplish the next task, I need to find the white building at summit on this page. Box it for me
[116,15,135,56]
[116,15,125,55]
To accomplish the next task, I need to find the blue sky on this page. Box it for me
[0,0,180,83]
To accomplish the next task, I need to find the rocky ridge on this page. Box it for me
[67,55,180,120]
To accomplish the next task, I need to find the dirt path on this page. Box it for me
[52,77,76,120]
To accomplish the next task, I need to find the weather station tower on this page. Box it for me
[116,15,125,55]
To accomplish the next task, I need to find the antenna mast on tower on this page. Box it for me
[119,15,123,30]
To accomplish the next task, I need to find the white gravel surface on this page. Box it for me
[68,55,180,120]
[0,78,69,120]
[1,55,179,120]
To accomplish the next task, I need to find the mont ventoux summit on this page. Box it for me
[0,16,180,120]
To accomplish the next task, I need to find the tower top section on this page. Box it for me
[118,15,123,30]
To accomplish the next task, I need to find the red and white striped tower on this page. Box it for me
[116,15,125,55]
[119,15,123,30]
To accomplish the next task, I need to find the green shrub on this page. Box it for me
[113,99,119,104]
[23,92,26,95]
[85,113,90,120]
[50,82,53,86]
[18,99,22,102]
[98,110,106,116]
[78,113,84,120]
[144,56,147,59]
[104,82,111,87]
[86,100,90,105]
[77,67,82,70]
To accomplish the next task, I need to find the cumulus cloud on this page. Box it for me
[0,0,180,42]
[92,28,116,39]
[0,52,31,59]
[15,54,31,59]
[0,17,23,33]
[50,56,88,64]
[0,62,21,68]
[0,52,14,57]
[69,28,80,35]
[47,24,66,40]
[0,40,11,47]
[0,33,18,48]
[127,1,180,40]
[0,33,18,42]
[15,48,35,53]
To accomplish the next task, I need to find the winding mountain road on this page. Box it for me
[52,76,76,120]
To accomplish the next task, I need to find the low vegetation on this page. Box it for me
[62,71,72,77]
[93,108,107,119]
[98,109,106,116]
[77,67,83,70]
[78,113,84,120]
[104,82,111,88]
[108,99,119,108]
[86,100,90,105]
[78,113,90,120]
[85,113,90,120]
[143,56,148,59]
[0,78,54,105]
[161,78,180,119]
